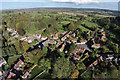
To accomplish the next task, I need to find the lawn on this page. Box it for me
[8,55,21,66]
[78,25,90,32]
[82,21,99,28]
[30,66,43,79]
[37,71,51,79]
[60,21,70,25]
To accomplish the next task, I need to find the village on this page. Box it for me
[0,25,119,79]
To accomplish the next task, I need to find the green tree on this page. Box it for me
[77,62,86,70]
[17,27,26,36]
[68,22,76,30]
[69,42,76,54]
[21,41,30,51]
[38,58,51,71]
[52,57,75,78]
[42,46,48,54]
[25,49,45,64]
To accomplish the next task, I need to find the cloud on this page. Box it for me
[2,0,99,4]
[51,0,99,4]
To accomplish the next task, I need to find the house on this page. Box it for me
[20,37,27,41]
[50,34,54,36]
[50,34,58,39]
[48,40,56,44]
[89,60,98,68]
[7,27,13,32]
[71,38,77,43]
[76,46,86,53]
[56,32,66,35]
[27,37,34,43]
[13,34,19,38]
[41,36,47,40]
[20,36,34,43]
[22,71,30,79]
[72,50,78,54]
[56,40,63,47]
[33,34,41,39]
[92,44,100,49]
[100,29,104,32]
[7,72,16,79]
[80,40,87,44]
[85,52,89,56]
[61,31,72,41]
[89,56,103,69]
[0,57,7,67]
[53,35,58,39]
[106,55,114,62]
[101,32,105,35]
[99,38,105,42]
[74,55,81,60]
[61,36,67,41]
[77,44,91,52]
[9,30,17,36]
[72,33,76,37]
[99,56,104,62]
[60,43,66,52]
[14,59,24,71]
[50,32,66,40]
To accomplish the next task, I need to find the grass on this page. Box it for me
[82,21,99,28]
[30,66,43,79]
[78,25,90,32]
[37,71,51,79]
[60,21,70,25]
[8,55,21,66]
[69,19,77,22]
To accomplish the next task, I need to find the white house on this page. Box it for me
[0,58,7,67]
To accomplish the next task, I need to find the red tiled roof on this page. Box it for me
[100,56,103,61]
[14,59,24,70]
[80,40,87,42]
[101,32,105,34]
[74,55,80,59]
[7,72,16,79]
[72,50,77,54]
[95,44,100,47]
[99,38,105,42]
[60,43,66,52]
[93,60,98,65]
[92,38,95,41]
[50,34,55,36]
[41,36,47,38]
[72,38,77,41]
[58,40,63,44]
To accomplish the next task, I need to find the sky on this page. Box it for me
[1,0,120,10]
[1,0,120,3]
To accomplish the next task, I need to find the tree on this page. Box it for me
[77,62,86,70]
[52,57,75,78]
[69,42,76,54]
[21,41,30,51]
[68,22,76,30]
[115,44,119,53]
[25,49,45,64]
[42,46,48,54]
[38,58,51,71]
[71,69,79,78]
[17,27,26,36]
[105,25,110,29]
